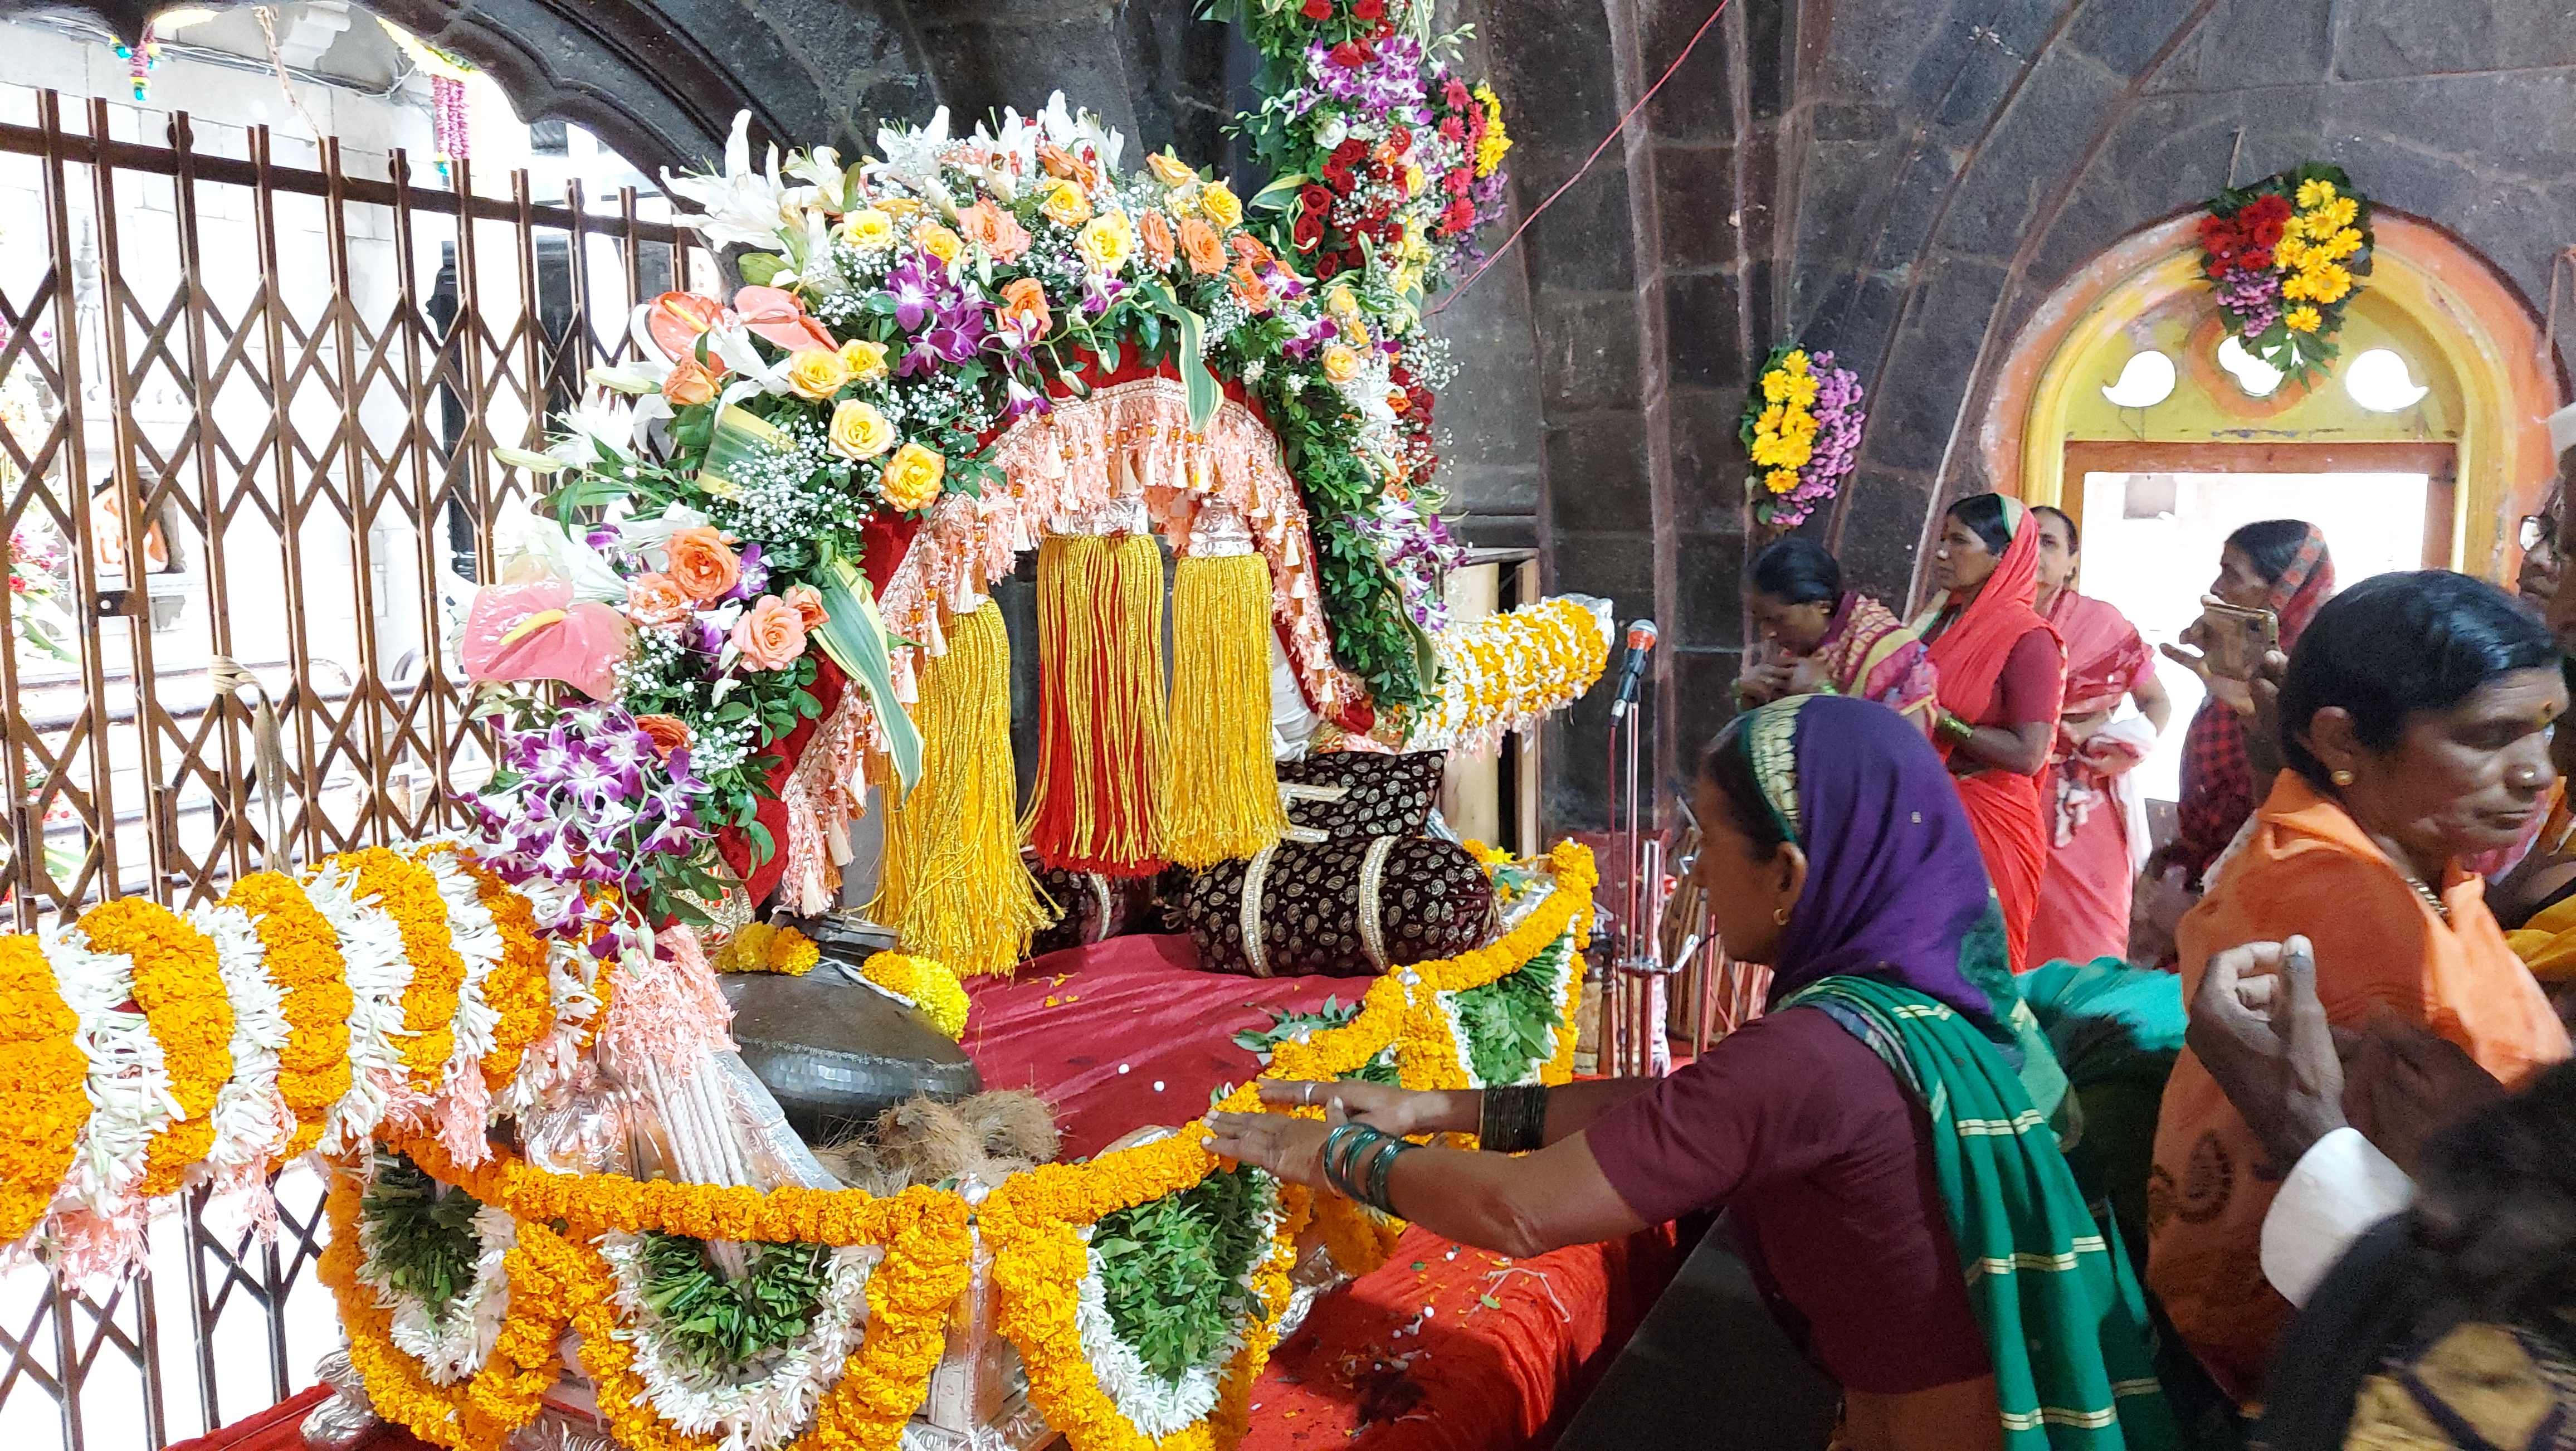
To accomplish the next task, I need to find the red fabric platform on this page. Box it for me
[967,936,1684,1451]
[192,937,1679,1451]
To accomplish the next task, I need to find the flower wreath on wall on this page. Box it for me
[1740,345,1863,530]
[2198,163,2373,384]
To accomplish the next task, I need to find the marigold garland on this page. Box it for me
[857,951,970,1040]
[713,921,821,976]
[334,848,466,1090]
[0,936,86,1241]
[319,1156,568,1449]
[453,858,552,1085]
[79,898,234,1198]
[222,873,352,1159]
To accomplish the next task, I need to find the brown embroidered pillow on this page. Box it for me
[1179,835,1495,978]
[1275,751,1448,840]
[1027,863,1155,957]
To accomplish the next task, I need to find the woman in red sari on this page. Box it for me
[2027,507,2170,966]
[2148,519,2335,888]
[1913,494,2065,970]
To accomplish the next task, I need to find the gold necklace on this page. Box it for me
[2397,868,2450,923]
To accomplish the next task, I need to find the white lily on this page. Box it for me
[662,112,798,251]
[496,511,631,603]
[617,504,714,566]
[551,395,637,466]
[705,322,794,403]
[586,357,669,396]
[784,146,848,211]
[871,106,953,193]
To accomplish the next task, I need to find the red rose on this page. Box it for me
[1301,0,1332,16]
[1353,0,1383,17]
[1292,213,1325,250]
[1331,138,1368,165]
[1329,40,1365,66]
[1389,125,1412,153]
[1301,183,1333,213]
[1316,252,1341,279]
[1408,385,1434,412]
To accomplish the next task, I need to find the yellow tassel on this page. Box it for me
[1023,532,1170,876]
[1161,551,1290,867]
[871,601,1050,976]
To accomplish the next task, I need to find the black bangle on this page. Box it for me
[1479,1083,1550,1154]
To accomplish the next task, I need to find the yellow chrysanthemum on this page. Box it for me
[2321,226,2363,262]
[1782,349,1811,376]
[2273,235,2307,270]
[1765,467,1801,494]
[2281,271,2315,303]
[2324,196,2360,230]
[2296,178,2338,210]
[2285,305,2322,333]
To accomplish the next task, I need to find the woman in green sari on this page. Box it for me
[1209,695,2176,1450]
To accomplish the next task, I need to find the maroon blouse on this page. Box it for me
[1583,1006,1991,1394]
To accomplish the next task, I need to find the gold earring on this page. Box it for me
[1773,906,1790,926]
[2331,768,2355,787]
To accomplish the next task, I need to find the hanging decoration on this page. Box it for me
[378,17,481,184]
[1740,345,1864,532]
[112,26,160,102]
[2199,163,2373,384]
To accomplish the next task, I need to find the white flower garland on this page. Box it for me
[495,876,603,1117]
[411,848,505,1102]
[358,1197,519,1386]
[303,860,418,1155]
[191,903,293,1192]
[1072,1177,1284,1440]
[47,924,172,1218]
[599,1231,881,1451]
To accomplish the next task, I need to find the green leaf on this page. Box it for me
[736,253,788,287]
[699,405,791,499]
[810,560,924,790]
[1176,306,1221,432]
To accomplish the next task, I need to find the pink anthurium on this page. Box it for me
[645,291,734,374]
[731,285,837,353]
[461,577,633,703]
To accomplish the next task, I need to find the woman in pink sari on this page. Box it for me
[2024,507,2170,967]
[1736,537,1939,733]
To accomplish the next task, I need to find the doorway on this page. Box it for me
[2063,440,2455,804]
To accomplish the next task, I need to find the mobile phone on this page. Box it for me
[2199,598,2279,682]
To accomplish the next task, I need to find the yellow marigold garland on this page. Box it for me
[334,848,465,1090]
[224,872,353,1158]
[858,951,970,1040]
[452,858,552,1086]
[0,936,87,1241]
[80,899,234,1198]
[318,1156,567,1449]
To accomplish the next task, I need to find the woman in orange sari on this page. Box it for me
[2149,570,2572,1408]
[1914,494,2065,971]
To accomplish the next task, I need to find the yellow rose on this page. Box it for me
[878,441,946,512]
[784,347,851,401]
[879,197,924,219]
[827,400,896,460]
[1039,179,1092,228]
[1320,343,1362,384]
[1198,180,1243,229]
[915,222,963,266]
[1075,212,1134,273]
[840,338,889,382]
[842,208,896,250]
[1146,150,1198,188]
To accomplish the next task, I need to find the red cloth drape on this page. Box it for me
[1921,505,2061,969]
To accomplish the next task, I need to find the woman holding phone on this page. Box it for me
[2150,519,2335,889]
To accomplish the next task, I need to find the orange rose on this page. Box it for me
[731,594,808,671]
[784,584,829,632]
[633,714,691,759]
[1230,232,1275,268]
[661,355,718,407]
[1037,143,1094,188]
[1230,261,1272,313]
[958,200,1032,262]
[663,527,740,604]
[1178,216,1226,275]
[1139,210,1176,270]
[623,571,694,627]
[999,277,1052,341]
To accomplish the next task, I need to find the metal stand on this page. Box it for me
[1603,695,1672,1077]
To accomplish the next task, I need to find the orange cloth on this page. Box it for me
[2146,770,2572,1405]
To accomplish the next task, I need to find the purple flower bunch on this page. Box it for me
[464,704,713,902]
[2213,266,2283,337]
[1355,495,1466,630]
[1288,35,1435,123]
[886,255,989,377]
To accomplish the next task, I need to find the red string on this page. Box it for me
[1427,0,1734,317]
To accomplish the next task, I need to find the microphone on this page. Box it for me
[1608,619,1657,719]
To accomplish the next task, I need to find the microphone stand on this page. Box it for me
[1604,679,1669,1076]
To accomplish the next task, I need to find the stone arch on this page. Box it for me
[1983,211,2562,581]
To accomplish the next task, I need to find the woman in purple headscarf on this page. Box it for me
[1209,695,2177,1450]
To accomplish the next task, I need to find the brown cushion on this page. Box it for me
[1274,751,1448,840]
[1179,836,1495,977]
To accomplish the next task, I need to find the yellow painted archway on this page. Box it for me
[1982,213,2563,580]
